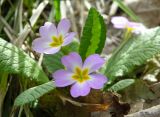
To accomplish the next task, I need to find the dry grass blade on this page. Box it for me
[15,0,49,46]
[13,0,23,33]
[4,27,14,41]
[0,16,17,37]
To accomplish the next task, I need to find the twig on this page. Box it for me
[125,105,160,117]
[58,94,112,110]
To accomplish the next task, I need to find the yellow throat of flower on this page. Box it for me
[50,35,64,47]
[126,26,134,32]
[72,67,90,83]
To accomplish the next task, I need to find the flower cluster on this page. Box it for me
[32,16,146,97]
[32,19,108,98]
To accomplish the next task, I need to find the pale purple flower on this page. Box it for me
[52,52,107,98]
[111,16,146,34]
[32,19,76,54]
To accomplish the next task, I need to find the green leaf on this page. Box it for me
[43,41,79,73]
[53,0,61,22]
[79,8,107,60]
[104,27,160,82]
[124,79,156,100]
[43,52,64,73]
[109,79,135,92]
[14,81,55,106]
[0,38,48,83]
[113,0,139,21]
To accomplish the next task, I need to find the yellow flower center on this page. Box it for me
[126,25,134,32]
[127,27,134,32]
[49,35,63,47]
[72,67,90,83]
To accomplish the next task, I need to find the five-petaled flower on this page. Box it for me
[32,19,76,54]
[52,52,107,98]
[111,16,146,34]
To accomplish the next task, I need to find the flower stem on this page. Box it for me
[123,28,133,41]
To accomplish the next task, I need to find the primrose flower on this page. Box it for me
[32,19,76,54]
[111,16,145,34]
[52,52,107,98]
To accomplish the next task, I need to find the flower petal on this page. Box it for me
[62,32,76,46]
[83,54,105,73]
[128,22,146,34]
[57,19,70,35]
[88,74,107,89]
[39,22,58,40]
[127,22,142,28]
[70,82,90,97]
[61,52,82,72]
[43,46,61,54]
[111,16,129,29]
[32,38,51,53]
[53,70,75,87]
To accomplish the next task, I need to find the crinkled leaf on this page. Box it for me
[0,38,48,83]
[104,27,160,82]
[79,8,107,60]
[109,79,135,92]
[14,81,55,106]
[124,79,156,100]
